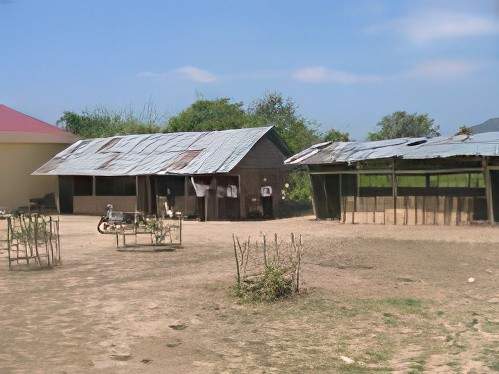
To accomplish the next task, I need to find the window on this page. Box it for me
[73,176,93,196]
[429,173,485,188]
[359,174,392,196]
[95,176,136,196]
[396,175,426,188]
[359,174,392,187]
[469,173,485,188]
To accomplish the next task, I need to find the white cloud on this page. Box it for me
[137,71,164,78]
[173,66,217,83]
[373,11,499,43]
[137,66,217,83]
[409,59,480,79]
[292,66,382,84]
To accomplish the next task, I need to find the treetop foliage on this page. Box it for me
[165,98,252,133]
[367,111,439,141]
[323,128,350,142]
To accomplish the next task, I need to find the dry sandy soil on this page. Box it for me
[0,216,498,373]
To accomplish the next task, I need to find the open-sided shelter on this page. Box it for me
[0,104,78,211]
[34,126,290,219]
[285,132,499,225]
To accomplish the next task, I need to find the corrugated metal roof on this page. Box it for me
[285,132,499,165]
[33,126,274,176]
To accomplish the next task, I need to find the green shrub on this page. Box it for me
[234,266,294,303]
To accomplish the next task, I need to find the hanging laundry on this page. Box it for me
[191,177,210,197]
[227,184,238,198]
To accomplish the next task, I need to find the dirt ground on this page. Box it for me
[0,215,498,373]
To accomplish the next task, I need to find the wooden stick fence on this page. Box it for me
[6,214,61,270]
[232,233,304,293]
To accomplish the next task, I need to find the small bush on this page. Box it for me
[234,266,294,302]
[232,233,303,303]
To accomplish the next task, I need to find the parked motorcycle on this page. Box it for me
[97,204,143,234]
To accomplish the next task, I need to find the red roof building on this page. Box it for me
[0,104,78,143]
[0,104,77,210]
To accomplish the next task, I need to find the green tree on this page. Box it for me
[456,125,473,136]
[368,111,439,141]
[249,92,320,153]
[165,98,252,133]
[323,128,350,142]
[58,106,162,138]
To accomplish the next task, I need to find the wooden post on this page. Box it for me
[423,196,426,225]
[146,176,152,214]
[232,234,240,286]
[353,172,359,224]
[392,159,397,225]
[237,174,243,220]
[204,194,208,222]
[7,217,11,270]
[214,177,219,220]
[415,196,418,225]
[339,174,343,222]
[184,176,188,217]
[135,176,139,212]
[484,158,494,224]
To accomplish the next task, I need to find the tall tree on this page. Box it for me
[165,98,252,133]
[323,129,350,142]
[249,92,320,153]
[368,111,439,141]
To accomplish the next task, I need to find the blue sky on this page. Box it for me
[1,0,498,140]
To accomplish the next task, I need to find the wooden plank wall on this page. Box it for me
[342,195,475,225]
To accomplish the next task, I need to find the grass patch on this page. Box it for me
[408,358,426,373]
[482,319,499,334]
[338,363,392,373]
[383,312,398,326]
[382,298,423,312]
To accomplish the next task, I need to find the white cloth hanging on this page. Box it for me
[226,184,238,198]
[191,177,210,197]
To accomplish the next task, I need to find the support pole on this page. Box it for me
[339,173,343,222]
[484,157,494,224]
[392,159,397,225]
[135,176,139,212]
[309,173,318,219]
[184,176,188,217]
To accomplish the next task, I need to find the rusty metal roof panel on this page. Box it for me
[285,132,499,165]
[33,126,274,176]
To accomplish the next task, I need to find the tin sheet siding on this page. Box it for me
[233,137,289,218]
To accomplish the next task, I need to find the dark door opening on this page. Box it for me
[324,174,341,220]
[58,176,74,214]
[262,196,273,219]
[490,171,499,222]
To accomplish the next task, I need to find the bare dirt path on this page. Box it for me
[0,216,498,373]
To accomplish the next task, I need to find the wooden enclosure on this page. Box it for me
[309,157,499,225]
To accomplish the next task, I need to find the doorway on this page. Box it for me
[262,196,273,218]
[324,174,341,220]
[58,176,74,214]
